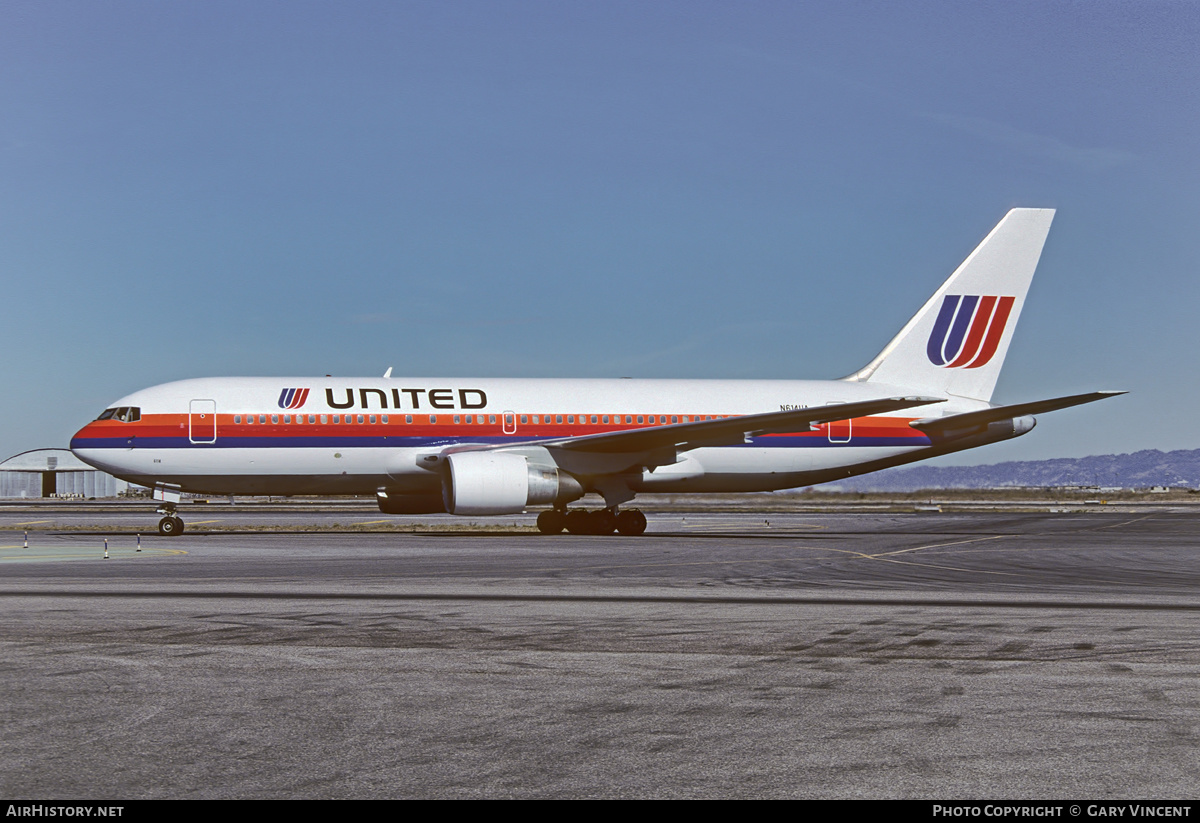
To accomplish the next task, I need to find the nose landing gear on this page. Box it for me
[157,514,185,536]
[152,483,185,537]
[155,500,184,536]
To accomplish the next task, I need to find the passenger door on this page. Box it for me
[189,399,217,444]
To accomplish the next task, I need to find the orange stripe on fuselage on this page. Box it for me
[76,412,927,441]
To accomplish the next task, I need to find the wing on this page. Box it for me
[424,396,944,479]
[543,395,945,454]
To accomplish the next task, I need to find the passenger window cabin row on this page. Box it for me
[224,413,726,426]
[101,408,728,426]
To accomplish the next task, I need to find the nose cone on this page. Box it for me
[70,420,119,473]
[70,421,99,455]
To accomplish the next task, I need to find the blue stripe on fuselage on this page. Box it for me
[70,434,931,450]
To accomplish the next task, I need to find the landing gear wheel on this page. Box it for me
[537,510,566,534]
[616,509,647,536]
[564,510,592,535]
[590,509,617,535]
[158,516,184,536]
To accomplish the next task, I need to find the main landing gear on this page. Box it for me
[537,507,647,536]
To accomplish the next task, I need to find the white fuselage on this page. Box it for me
[71,376,1001,501]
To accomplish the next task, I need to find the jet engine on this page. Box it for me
[442,451,583,515]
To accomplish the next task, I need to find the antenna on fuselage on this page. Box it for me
[383,367,393,378]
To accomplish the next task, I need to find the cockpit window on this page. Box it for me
[97,407,141,422]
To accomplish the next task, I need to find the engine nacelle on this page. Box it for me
[925,415,1037,444]
[442,451,582,515]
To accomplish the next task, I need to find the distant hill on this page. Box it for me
[825,449,1200,492]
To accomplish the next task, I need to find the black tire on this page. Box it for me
[537,510,566,534]
[564,510,591,535]
[616,509,647,536]
[158,516,184,537]
[590,510,617,535]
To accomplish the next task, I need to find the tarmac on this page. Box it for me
[2,505,1198,798]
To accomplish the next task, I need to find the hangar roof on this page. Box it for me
[0,449,93,472]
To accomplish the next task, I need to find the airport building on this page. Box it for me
[0,448,134,498]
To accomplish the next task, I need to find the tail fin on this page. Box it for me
[844,208,1055,402]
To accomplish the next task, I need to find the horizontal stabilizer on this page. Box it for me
[550,395,945,455]
[910,391,1126,434]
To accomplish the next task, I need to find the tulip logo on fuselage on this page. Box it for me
[926,295,1015,369]
[278,388,309,409]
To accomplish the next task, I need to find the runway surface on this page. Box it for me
[3,510,1199,798]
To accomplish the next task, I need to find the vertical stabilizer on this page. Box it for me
[845,208,1054,402]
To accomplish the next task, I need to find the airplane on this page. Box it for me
[70,208,1122,537]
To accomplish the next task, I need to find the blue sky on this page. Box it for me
[2,1,1197,465]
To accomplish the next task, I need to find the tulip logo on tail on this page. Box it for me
[278,388,309,409]
[926,295,1015,368]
